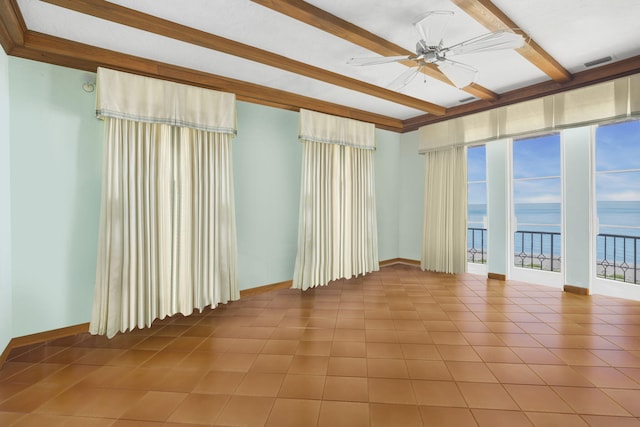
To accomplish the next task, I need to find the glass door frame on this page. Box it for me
[507,134,565,289]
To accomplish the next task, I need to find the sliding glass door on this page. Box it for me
[510,133,563,287]
[594,120,640,290]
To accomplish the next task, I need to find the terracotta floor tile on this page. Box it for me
[295,340,332,356]
[331,341,367,357]
[365,329,398,343]
[8,413,69,427]
[367,342,404,358]
[119,390,187,422]
[550,348,608,366]
[278,374,325,399]
[288,355,329,375]
[474,346,522,363]
[471,409,534,427]
[226,338,266,354]
[430,331,469,345]
[437,345,482,362]
[406,360,452,380]
[401,343,441,360]
[411,380,466,407]
[75,388,147,418]
[0,383,67,413]
[504,384,573,413]
[529,364,594,386]
[317,401,369,427]
[524,412,589,427]
[369,403,423,427]
[192,370,245,394]
[486,363,545,385]
[580,414,640,427]
[260,339,299,355]
[592,350,640,368]
[323,376,368,402]
[367,358,409,378]
[211,352,257,372]
[601,388,640,416]
[572,366,639,388]
[368,378,416,404]
[511,347,565,365]
[552,386,630,416]
[10,266,640,426]
[108,349,156,367]
[265,398,321,427]
[419,405,477,427]
[446,361,498,383]
[458,382,519,410]
[333,328,366,343]
[234,372,284,397]
[215,395,274,427]
[166,393,229,424]
[462,332,504,346]
[250,354,293,373]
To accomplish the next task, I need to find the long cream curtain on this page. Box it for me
[293,110,378,290]
[422,146,467,274]
[90,69,238,337]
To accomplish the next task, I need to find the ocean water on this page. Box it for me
[467,201,640,263]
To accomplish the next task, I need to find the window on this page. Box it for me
[512,134,562,273]
[595,120,640,284]
[467,145,487,264]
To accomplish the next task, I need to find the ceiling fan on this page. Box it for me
[348,11,525,90]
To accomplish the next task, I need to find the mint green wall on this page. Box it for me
[0,48,12,350]
[375,129,400,261]
[398,131,424,260]
[563,127,592,288]
[9,58,103,337]
[486,139,509,276]
[233,106,403,289]
[233,102,301,290]
[5,57,406,341]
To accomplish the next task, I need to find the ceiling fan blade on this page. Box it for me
[347,55,412,66]
[437,59,477,88]
[388,65,422,91]
[446,31,524,56]
[414,11,454,48]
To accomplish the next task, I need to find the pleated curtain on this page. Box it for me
[421,146,468,274]
[293,110,379,290]
[90,68,239,337]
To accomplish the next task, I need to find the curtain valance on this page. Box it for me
[419,73,640,153]
[299,109,375,150]
[96,67,237,135]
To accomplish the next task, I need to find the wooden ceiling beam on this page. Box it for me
[403,53,640,132]
[250,0,499,101]
[16,31,405,131]
[40,0,444,116]
[450,0,572,83]
[0,0,27,52]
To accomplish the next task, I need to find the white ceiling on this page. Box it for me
[12,0,640,126]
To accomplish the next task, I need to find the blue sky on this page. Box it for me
[512,134,561,204]
[596,120,640,202]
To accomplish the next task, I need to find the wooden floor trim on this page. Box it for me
[379,258,421,267]
[564,284,590,296]
[488,272,507,281]
[0,322,89,367]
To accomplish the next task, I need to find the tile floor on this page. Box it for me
[2,264,640,426]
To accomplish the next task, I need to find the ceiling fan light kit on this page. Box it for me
[348,10,525,91]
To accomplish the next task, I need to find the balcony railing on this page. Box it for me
[467,227,487,264]
[597,233,639,285]
[514,230,561,272]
